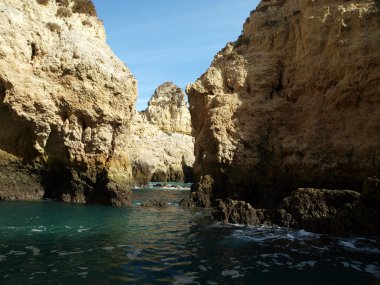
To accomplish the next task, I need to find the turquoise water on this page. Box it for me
[0,195,379,284]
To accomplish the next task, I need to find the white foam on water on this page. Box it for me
[58,251,84,256]
[127,248,142,259]
[221,269,243,278]
[259,253,290,259]
[0,255,6,261]
[206,281,218,285]
[199,265,207,272]
[77,228,90,233]
[338,240,380,254]
[365,264,380,277]
[351,264,362,272]
[231,225,321,244]
[78,267,88,270]
[31,229,43,233]
[294,260,317,269]
[256,261,271,268]
[25,246,40,256]
[161,257,176,262]
[103,246,114,251]
[172,275,200,285]
[78,272,88,278]
[7,250,27,256]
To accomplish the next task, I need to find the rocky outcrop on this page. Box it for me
[186,0,380,210]
[125,111,194,186]
[0,0,137,205]
[213,185,380,237]
[183,0,380,236]
[144,82,192,135]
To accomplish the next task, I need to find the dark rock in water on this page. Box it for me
[280,188,360,234]
[357,177,380,237]
[213,199,265,225]
[212,187,380,237]
[180,175,214,208]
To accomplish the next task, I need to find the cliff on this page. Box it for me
[0,0,137,205]
[144,82,192,135]
[125,83,194,185]
[184,0,380,235]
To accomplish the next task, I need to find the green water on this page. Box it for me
[0,194,379,285]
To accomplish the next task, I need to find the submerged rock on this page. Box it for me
[141,200,169,208]
[0,0,137,205]
[280,188,360,234]
[185,0,380,235]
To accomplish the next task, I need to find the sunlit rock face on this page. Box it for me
[0,0,137,205]
[144,82,192,135]
[125,83,194,185]
[186,0,380,209]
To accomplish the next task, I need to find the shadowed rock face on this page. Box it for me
[0,0,137,205]
[212,184,380,237]
[186,0,380,209]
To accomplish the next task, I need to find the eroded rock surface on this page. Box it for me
[0,0,137,205]
[144,82,192,135]
[125,84,194,185]
[187,0,380,208]
[213,186,379,237]
[184,0,380,236]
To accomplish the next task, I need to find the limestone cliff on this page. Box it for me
[186,0,380,212]
[125,84,194,185]
[0,0,137,205]
[144,82,192,135]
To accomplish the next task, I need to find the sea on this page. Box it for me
[0,189,379,285]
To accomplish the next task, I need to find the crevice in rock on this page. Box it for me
[42,126,72,200]
[0,78,6,102]
[30,42,38,61]
[0,103,39,162]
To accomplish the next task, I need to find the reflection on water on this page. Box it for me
[0,198,379,285]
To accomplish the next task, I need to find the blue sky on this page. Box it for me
[92,0,260,110]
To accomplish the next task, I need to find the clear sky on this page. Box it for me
[92,0,260,111]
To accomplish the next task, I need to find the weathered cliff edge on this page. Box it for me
[184,0,380,236]
[0,0,137,205]
[126,82,194,185]
[144,82,192,135]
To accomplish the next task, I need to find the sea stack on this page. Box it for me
[144,81,192,135]
[125,82,194,185]
[0,0,137,205]
[184,0,380,236]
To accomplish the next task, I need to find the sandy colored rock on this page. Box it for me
[0,0,137,205]
[144,82,192,135]
[187,0,380,208]
[124,110,194,185]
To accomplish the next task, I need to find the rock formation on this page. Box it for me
[144,82,192,135]
[184,0,380,235]
[0,0,137,205]
[125,83,194,185]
